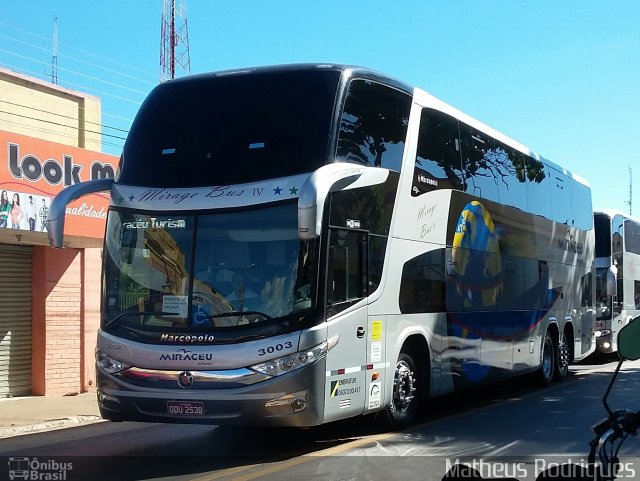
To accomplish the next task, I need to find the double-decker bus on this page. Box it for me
[48,64,596,428]
[594,209,640,353]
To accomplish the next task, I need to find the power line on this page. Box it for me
[0,48,150,97]
[0,32,157,88]
[0,20,157,80]
[0,83,135,126]
[0,109,127,141]
[0,97,130,134]
[0,60,145,106]
[1,117,125,151]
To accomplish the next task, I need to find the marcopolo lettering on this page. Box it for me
[8,142,115,187]
[160,334,215,343]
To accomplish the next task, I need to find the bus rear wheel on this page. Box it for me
[553,334,569,381]
[387,351,421,429]
[536,331,555,387]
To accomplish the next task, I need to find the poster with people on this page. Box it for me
[0,189,50,232]
[1,129,118,239]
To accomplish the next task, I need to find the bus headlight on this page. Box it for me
[596,330,611,338]
[96,350,130,374]
[250,335,339,377]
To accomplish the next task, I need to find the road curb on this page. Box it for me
[0,416,104,439]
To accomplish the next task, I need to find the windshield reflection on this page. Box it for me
[102,203,317,332]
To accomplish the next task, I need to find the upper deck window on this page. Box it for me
[335,79,411,172]
[118,69,341,187]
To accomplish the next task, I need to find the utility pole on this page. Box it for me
[160,0,191,82]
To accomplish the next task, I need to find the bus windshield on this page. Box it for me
[117,68,340,187]
[102,203,318,332]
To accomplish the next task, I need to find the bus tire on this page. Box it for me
[386,350,421,429]
[536,331,555,387]
[553,334,569,381]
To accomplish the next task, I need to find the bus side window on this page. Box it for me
[412,108,463,196]
[335,79,411,172]
[459,122,500,203]
[399,249,446,314]
[326,229,367,316]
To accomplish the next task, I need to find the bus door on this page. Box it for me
[323,228,368,421]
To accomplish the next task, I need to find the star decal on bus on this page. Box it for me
[273,187,282,195]
[289,187,299,195]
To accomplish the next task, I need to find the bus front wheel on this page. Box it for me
[387,351,421,429]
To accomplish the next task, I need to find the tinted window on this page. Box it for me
[526,163,552,219]
[571,181,593,230]
[412,109,463,196]
[369,235,387,294]
[446,247,500,312]
[328,173,399,236]
[326,229,367,317]
[612,215,624,256]
[119,69,341,187]
[399,249,446,314]
[459,123,500,203]
[336,79,411,172]
[549,168,572,225]
[624,219,640,255]
[498,256,524,310]
[594,213,612,258]
[493,141,528,210]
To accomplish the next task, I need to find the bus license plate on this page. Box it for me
[167,400,206,416]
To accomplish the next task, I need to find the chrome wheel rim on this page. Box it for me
[392,360,415,413]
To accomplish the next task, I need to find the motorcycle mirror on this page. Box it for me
[618,315,640,361]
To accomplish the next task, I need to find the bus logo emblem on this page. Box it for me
[177,371,194,389]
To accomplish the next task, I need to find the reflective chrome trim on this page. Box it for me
[114,366,271,389]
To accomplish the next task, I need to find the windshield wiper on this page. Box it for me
[202,310,273,321]
[102,311,179,329]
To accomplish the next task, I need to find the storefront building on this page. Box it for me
[0,68,118,397]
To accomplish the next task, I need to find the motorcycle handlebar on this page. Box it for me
[620,411,640,435]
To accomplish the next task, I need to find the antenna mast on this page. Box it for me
[160,0,191,82]
[625,165,632,216]
[51,16,58,84]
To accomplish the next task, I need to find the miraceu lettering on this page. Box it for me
[8,142,115,186]
[558,237,584,255]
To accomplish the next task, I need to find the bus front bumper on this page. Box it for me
[96,361,326,427]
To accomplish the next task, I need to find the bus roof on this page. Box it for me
[594,209,640,224]
[162,63,589,189]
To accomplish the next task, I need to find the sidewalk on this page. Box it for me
[0,392,103,439]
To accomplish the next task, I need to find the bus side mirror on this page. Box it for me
[48,178,114,248]
[297,164,388,240]
[618,316,640,361]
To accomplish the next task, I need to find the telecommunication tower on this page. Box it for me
[160,0,191,82]
[625,165,633,216]
[51,16,58,84]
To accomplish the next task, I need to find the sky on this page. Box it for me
[1,0,639,213]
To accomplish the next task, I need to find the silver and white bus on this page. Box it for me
[594,209,640,353]
[49,64,596,428]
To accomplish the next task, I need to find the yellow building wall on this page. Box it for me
[0,67,101,151]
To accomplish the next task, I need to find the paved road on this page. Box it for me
[1,356,639,481]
